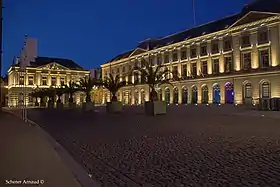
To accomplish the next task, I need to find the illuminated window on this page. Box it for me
[190,47,197,58]
[19,76,24,85]
[261,82,270,98]
[211,42,219,54]
[42,76,47,85]
[223,39,232,51]
[224,56,233,72]
[51,77,56,86]
[172,51,178,61]
[200,44,207,56]
[181,48,187,60]
[60,78,65,86]
[172,66,178,78]
[258,30,268,44]
[181,64,187,77]
[164,53,169,63]
[201,61,208,75]
[241,35,250,48]
[259,49,270,68]
[191,63,197,76]
[28,76,34,85]
[212,59,219,74]
[244,83,252,98]
[242,52,251,70]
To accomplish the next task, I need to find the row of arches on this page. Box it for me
[104,80,271,105]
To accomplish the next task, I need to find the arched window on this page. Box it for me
[261,82,270,98]
[165,88,170,104]
[244,83,252,98]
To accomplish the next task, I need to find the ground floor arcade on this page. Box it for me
[102,72,280,105]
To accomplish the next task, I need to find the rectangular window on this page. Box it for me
[181,48,187,60]
[258,30,268,44]
[224,39,232,52]
[19,76,24,85]
[28,76,34,85]
[164,53,169,63]
[157,55,162,65]
[190,47,197,58]
[191,63,197,76]
[211,42,219,54]
[60,78,65,86]
[241,35,250,48]
[42,76,47,85]
[134,72,139,83]
[152,56,157,65]
[224,56,233,73]
[51,77,56,86]
[172,66,178,78]
[200,45,207,56]
[259,49,270,68]
[172,52,178,62]
[182,64,187,77]
[116,68,120,74]
[201,61,208,75]
[212,59,219,74]
[122,66,126,73]
[141,59,146,68]
[242,52,251,70]
[134,59,139,67]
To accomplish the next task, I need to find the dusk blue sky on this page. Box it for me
[3,0,251,74]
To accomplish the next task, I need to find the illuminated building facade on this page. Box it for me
[100,0,280,105]
[7,37,90,107]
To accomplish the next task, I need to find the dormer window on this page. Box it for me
[172,51,178,62]
[190,47,197,58]
[241,35,250,48]
[258,30,269,44]
[200,44,207,56]
[211,41,219,54]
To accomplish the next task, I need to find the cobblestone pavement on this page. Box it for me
[27,105,280,187]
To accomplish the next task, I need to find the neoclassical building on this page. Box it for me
[7,38,90,107]
[100,0,280,105]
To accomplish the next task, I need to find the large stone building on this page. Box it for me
[7,37,90,107]
[100,0,280,105]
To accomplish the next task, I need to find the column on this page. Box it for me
[197,85,202,104]
[232,34,241,71]
[131,88,135,105]
[251,31,259,69]
[178,49,182,78]
[219,38,225,73]
[178,86,182,104]
[270,25,280,67]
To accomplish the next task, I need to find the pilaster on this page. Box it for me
[270,25,280,66]
[251,32,259,69]
[232,34,241,71]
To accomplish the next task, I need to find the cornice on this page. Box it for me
[101,15,280,68]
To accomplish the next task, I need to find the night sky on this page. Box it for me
[3,0,250,74]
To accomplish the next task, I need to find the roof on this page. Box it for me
[12,56,86,70]
[106,0,280,64]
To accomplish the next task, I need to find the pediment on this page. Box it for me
[129,48,147,58]
[38,62,69,70]
[229,11,278,28]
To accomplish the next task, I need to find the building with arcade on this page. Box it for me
[100,0,280,105]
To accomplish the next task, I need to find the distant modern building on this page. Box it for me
[100,0,280,105]
[7,37,90,107]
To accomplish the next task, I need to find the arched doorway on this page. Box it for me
[165,88,170,104]
[173,87,179,104]
[225,82,234,104]
[260,81,270,98]
[191,86,198,104]
[182,87,188,104]
[213,83,221,104]
[141,90,145,104]
[134,90,139,104]
[158,89,163,101]
[201,85,209,104]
